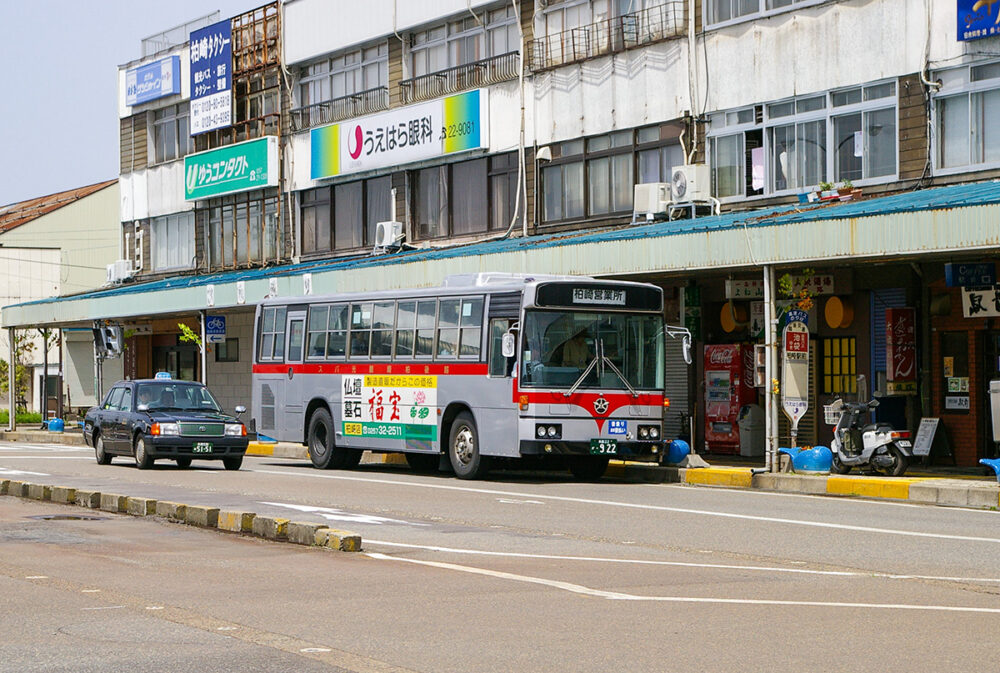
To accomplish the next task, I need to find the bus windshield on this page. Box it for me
[519,310,664,390]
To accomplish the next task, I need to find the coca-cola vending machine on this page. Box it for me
[704,344,756,454]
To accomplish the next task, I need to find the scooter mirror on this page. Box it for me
[868,399,880,409]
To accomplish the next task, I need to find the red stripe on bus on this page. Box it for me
[252,362,489,376]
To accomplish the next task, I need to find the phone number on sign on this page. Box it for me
[344,422,404,438]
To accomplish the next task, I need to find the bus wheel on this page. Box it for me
[448,412,490,480]
[569,456,609,481]
[308,408,357,470]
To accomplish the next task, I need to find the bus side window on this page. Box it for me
[488,319,514,377]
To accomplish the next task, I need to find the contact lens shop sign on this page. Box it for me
[184,136,278,200]
[311,89,489,179]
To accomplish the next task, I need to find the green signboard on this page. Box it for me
[184,136,278,201]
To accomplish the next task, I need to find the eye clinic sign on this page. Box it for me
[310,89,489,179]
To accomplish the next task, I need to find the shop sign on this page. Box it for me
[341,374,438,441]
[945,396,970,411]
[189,20,232,134]
[184,136,278,200]
[945,262,995,287]
[310,89,489,179]
[724,275,834,300]
[958,0,1000,41]
[885,307,917,396]
[125,56,180,106]
[781,320,809,433]
[961,285,1000,317]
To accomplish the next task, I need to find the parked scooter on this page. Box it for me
[826,377,913,476]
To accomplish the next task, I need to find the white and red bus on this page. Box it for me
[251,273,690,479]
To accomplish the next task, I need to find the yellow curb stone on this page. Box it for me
[826,477,920,500]
[126,497,157,516]
[155,501,187,520]
[685,467,753,488]
[218,510,256,533]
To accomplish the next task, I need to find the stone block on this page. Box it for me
[155,501,187,520]
[287,521,325,545]
[218,510,255,533]
[185,505,220,527]
[50,487,77,504]
[323,529,362,552]
[100,493,128,513]
[26,483,51,501]
[126,497,157,516]
[7,481,28,497]
[251,516,289,540]
[75,490,102,508]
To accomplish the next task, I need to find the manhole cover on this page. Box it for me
[26,514,107,521]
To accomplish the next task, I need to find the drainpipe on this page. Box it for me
[57,329,64,420]
[200,311,208,385]
[7,329,15,432]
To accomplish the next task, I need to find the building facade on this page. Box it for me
[5,0,1000,465]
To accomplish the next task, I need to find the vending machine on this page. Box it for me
[704,344,756,454]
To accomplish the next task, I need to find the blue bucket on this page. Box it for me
[665,439,690,465]
[47,418,65,433]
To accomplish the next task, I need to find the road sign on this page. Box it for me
[781,320,809,442]
[206,315,226,344]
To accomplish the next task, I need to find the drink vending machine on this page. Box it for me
[703,344,757,454]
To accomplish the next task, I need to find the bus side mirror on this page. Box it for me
[501,333,516,359]
[682,335,692,365]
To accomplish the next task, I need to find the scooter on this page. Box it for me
[826,395,913,476]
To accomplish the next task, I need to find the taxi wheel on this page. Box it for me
[95,435,112,465]
[223,456,243,471]
[133,436,155,470]
[175,457,192,469]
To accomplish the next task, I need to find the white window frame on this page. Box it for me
[931,59,1000,176]
[705,0,827,30]
[411,5,519,76]
[149,212,195,271]
[299,41,388,107]
[707,80,898,203]
[150,103,192,165]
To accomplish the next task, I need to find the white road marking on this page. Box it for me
[0,468,50,476]
[81,589,101,593]
[365,539,1000,585]
[259,501,430,527]
[497,498,545,505]
[81,606,125,611]
[145,606,164,610]
[0,456,92,460]
[300,648,332,653]
[0,445,89,452]
[217,626,237,631]
[249,468,1000,544]
[25,576,48,579]
[365,552,1000,614]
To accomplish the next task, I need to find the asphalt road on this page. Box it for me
[2,441,999,673]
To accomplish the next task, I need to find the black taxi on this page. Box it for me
[83,377,249,470]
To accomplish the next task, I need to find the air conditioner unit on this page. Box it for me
[373,221,403,253]
[632,183,671,221]
[106,259,134,284]
[670,164,711,202]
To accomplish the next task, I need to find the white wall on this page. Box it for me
[284,0,499,66]
[120,162,192,222]
[118,44,191,119]
[205,309,255,415]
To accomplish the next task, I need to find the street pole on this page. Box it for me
[200,311,208,385]
[7,328,15,432]
[763,265,778,472]
[57,329,64,420]
[40,328,48,421]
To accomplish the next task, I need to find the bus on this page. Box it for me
[251,273,691,480]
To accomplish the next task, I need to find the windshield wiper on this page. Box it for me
[563,348,601,397]
[600,341,638,398]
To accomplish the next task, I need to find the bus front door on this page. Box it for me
[279,310,307,441]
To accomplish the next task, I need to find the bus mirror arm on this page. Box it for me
[664,324,693,366]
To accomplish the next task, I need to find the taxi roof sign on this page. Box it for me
[154,371,172,380]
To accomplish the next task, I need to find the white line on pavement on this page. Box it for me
[0,456,93,460]
[249,468,1000,544]
[365,539,1000,585]
[365,552,1000,614]
[0,468,50,476]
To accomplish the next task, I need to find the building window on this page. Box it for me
[541,128,682,224]
[258,306,286,362]
[300,42,388,106]
[707,0,822,27]
[934,60,1000,173]
[201,190,280,269]
[708,80,896,200]
[215,338,239,362]
[413,155,516,240]
[412,7,518,76]
[151,104,192,164]
[150,212,195,271]
[299,176,391,255]
[822,337,857,395]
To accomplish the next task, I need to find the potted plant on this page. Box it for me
[837,180,854,196]
[817,181,837,200]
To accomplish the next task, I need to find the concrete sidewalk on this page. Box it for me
[4,431,997,510]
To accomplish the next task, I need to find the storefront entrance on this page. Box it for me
[152,344,198,381]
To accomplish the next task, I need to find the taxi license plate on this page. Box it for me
[193,442,213,453]
[590,438,618,455]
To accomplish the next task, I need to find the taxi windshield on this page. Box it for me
[135,383,221,412]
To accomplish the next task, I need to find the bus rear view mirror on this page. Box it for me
[501,333,516,359]
[682,335,692,365]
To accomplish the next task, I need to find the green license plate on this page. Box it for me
[193,442,213,453]
[589,438,618,455]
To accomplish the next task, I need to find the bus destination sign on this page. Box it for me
[572,288,626,306]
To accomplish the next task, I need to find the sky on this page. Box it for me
[0,0,259,206]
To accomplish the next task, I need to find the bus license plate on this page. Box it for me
[193,442,213,453]
[590,438,618,455]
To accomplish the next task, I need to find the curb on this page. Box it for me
[0,478,362,552]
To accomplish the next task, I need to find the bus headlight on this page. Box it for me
[649,427,659,439]
[547,426,558,438]
[537,426,547,438]
[639,426,649,439]
[638,425,659,441]
[535,424,561,439]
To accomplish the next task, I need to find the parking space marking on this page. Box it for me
[250,468,1000,544]
[365,552,1000,614]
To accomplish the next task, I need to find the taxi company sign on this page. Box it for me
[311,89,489,179]
[125,56,180,106]
[184,136,278,200]
[189,20,232,134]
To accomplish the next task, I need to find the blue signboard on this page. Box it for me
[205,315,226,344]
[958,0,1000,41]
[189,20,232,134]
[945,262,996,287]
[785,308,809,326]
[125,56,180,106]
[608,420,627,435]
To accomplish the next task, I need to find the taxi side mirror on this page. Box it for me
[235,405,247,415]
[137,404,149,412]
